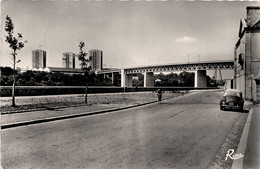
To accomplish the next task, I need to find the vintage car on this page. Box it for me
[220,89,244,111]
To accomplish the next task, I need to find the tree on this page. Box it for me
[179,71,194,86]
[76,41,92,103]
[77,42,92,72]
[0,66,16,76]
[4,15,27,106]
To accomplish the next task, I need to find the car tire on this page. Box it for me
[220,106,225,111]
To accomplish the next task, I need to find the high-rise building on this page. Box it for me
[32,49,46,68]
[62,52,76,69]
[89,49,103,72]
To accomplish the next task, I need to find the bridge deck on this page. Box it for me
[97,60,234,74]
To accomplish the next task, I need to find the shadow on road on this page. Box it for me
[222,109,249,113]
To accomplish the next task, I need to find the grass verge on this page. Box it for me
[1,92,182,114]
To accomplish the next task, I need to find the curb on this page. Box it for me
[231,107,254,169]
[1,96,177,129]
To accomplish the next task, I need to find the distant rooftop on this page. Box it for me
[97,68,121,74]
[47,67,83,73]
[29,67,84,74]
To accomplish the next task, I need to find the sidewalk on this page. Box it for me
[1,105,117,126]
[231,105,260,169]
[243,105,260,169]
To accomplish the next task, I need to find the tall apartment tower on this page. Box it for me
[62,52,76,69]
[32,49,46,68]
[89,49,103,72]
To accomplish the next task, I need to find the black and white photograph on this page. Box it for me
[1,0,260,168]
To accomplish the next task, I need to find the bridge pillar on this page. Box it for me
[144,72,154,87]
[121,69,133,87]
[111,72,114,84]
[121,69,125,87]
[195,70,207,88]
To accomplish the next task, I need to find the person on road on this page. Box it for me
[157,89,163,104]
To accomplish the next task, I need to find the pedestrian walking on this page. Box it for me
[157,89,163,104]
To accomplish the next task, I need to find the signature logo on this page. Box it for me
[225,149,244,161]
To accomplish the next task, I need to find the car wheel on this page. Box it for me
[220,106,225,111]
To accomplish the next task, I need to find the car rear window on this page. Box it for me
[224,91,241,97]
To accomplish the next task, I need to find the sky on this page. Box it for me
[1,0,259,73]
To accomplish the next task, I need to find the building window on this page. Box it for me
[238,54,244,69]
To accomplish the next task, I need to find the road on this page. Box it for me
[1,90,248,169]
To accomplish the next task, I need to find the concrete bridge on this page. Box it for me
[97,60,234,88]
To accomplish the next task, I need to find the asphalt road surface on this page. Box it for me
[1,90,248,169]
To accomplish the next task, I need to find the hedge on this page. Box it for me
[0,86,218,97]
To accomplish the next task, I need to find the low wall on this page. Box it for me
[0,86,219,97]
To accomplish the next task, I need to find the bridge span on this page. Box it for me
[97,60,234,88]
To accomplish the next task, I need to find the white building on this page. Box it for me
[32,49,46,68]
[89,49,103,73]
[62,52,76,69]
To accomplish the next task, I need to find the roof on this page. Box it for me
[97,68,121,74]
[238,19,247,38]
[46,67,84,73]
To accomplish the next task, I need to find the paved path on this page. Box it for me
[1,105,117,125]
